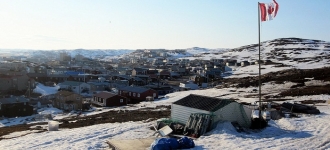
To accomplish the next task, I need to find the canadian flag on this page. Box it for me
[259,0,279,21]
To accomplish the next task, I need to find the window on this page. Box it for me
[133,93,136,97]
[76,97,80,100]
[129,92,131,96]
[120,99,123,103]
[138,93,140,97]
[0,103,2,110]
[101,98,104,103]
[119,91,121,95]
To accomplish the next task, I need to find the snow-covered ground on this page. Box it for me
[1,99,330,149]
[1,82,330,149]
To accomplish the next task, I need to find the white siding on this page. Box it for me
[212,103,251,128]
[243,105,253,122]
[171,104,211,124]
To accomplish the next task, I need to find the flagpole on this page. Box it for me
[258,2,262,124]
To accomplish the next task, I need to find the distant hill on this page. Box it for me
[165,37,330,69]
[1,37,329,70]
[0,49,134,59]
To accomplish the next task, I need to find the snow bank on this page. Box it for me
[33,83,59,96]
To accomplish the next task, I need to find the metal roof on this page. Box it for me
[173,94,234,112]
[94,91,117,99]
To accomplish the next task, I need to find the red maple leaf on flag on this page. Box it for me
[268,5,274,15]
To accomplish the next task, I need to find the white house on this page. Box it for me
[58,81,91,94]
[179,81,199,90]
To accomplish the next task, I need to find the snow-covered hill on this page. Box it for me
[1,37,329,65]
[167,47,229,58]
[178,38,330,63]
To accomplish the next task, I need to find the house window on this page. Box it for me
[119,91,121,95]
[101,98,104,103]
[76,97,80,100]
[129,92,131,96]
[23,108,26,111]
[73,87,76,89]
[138,93,140,97]
[120,99,123,103]
[133,93,136,97]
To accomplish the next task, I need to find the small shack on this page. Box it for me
[171,94,252,128]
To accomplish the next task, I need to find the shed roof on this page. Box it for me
[173,94,234,112]
[94,91,117,99]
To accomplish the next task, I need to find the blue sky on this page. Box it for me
[0,0,329,50]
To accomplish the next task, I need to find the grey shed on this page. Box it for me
[171,94,252,128]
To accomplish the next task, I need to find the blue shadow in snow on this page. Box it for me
[243,122,313,140]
